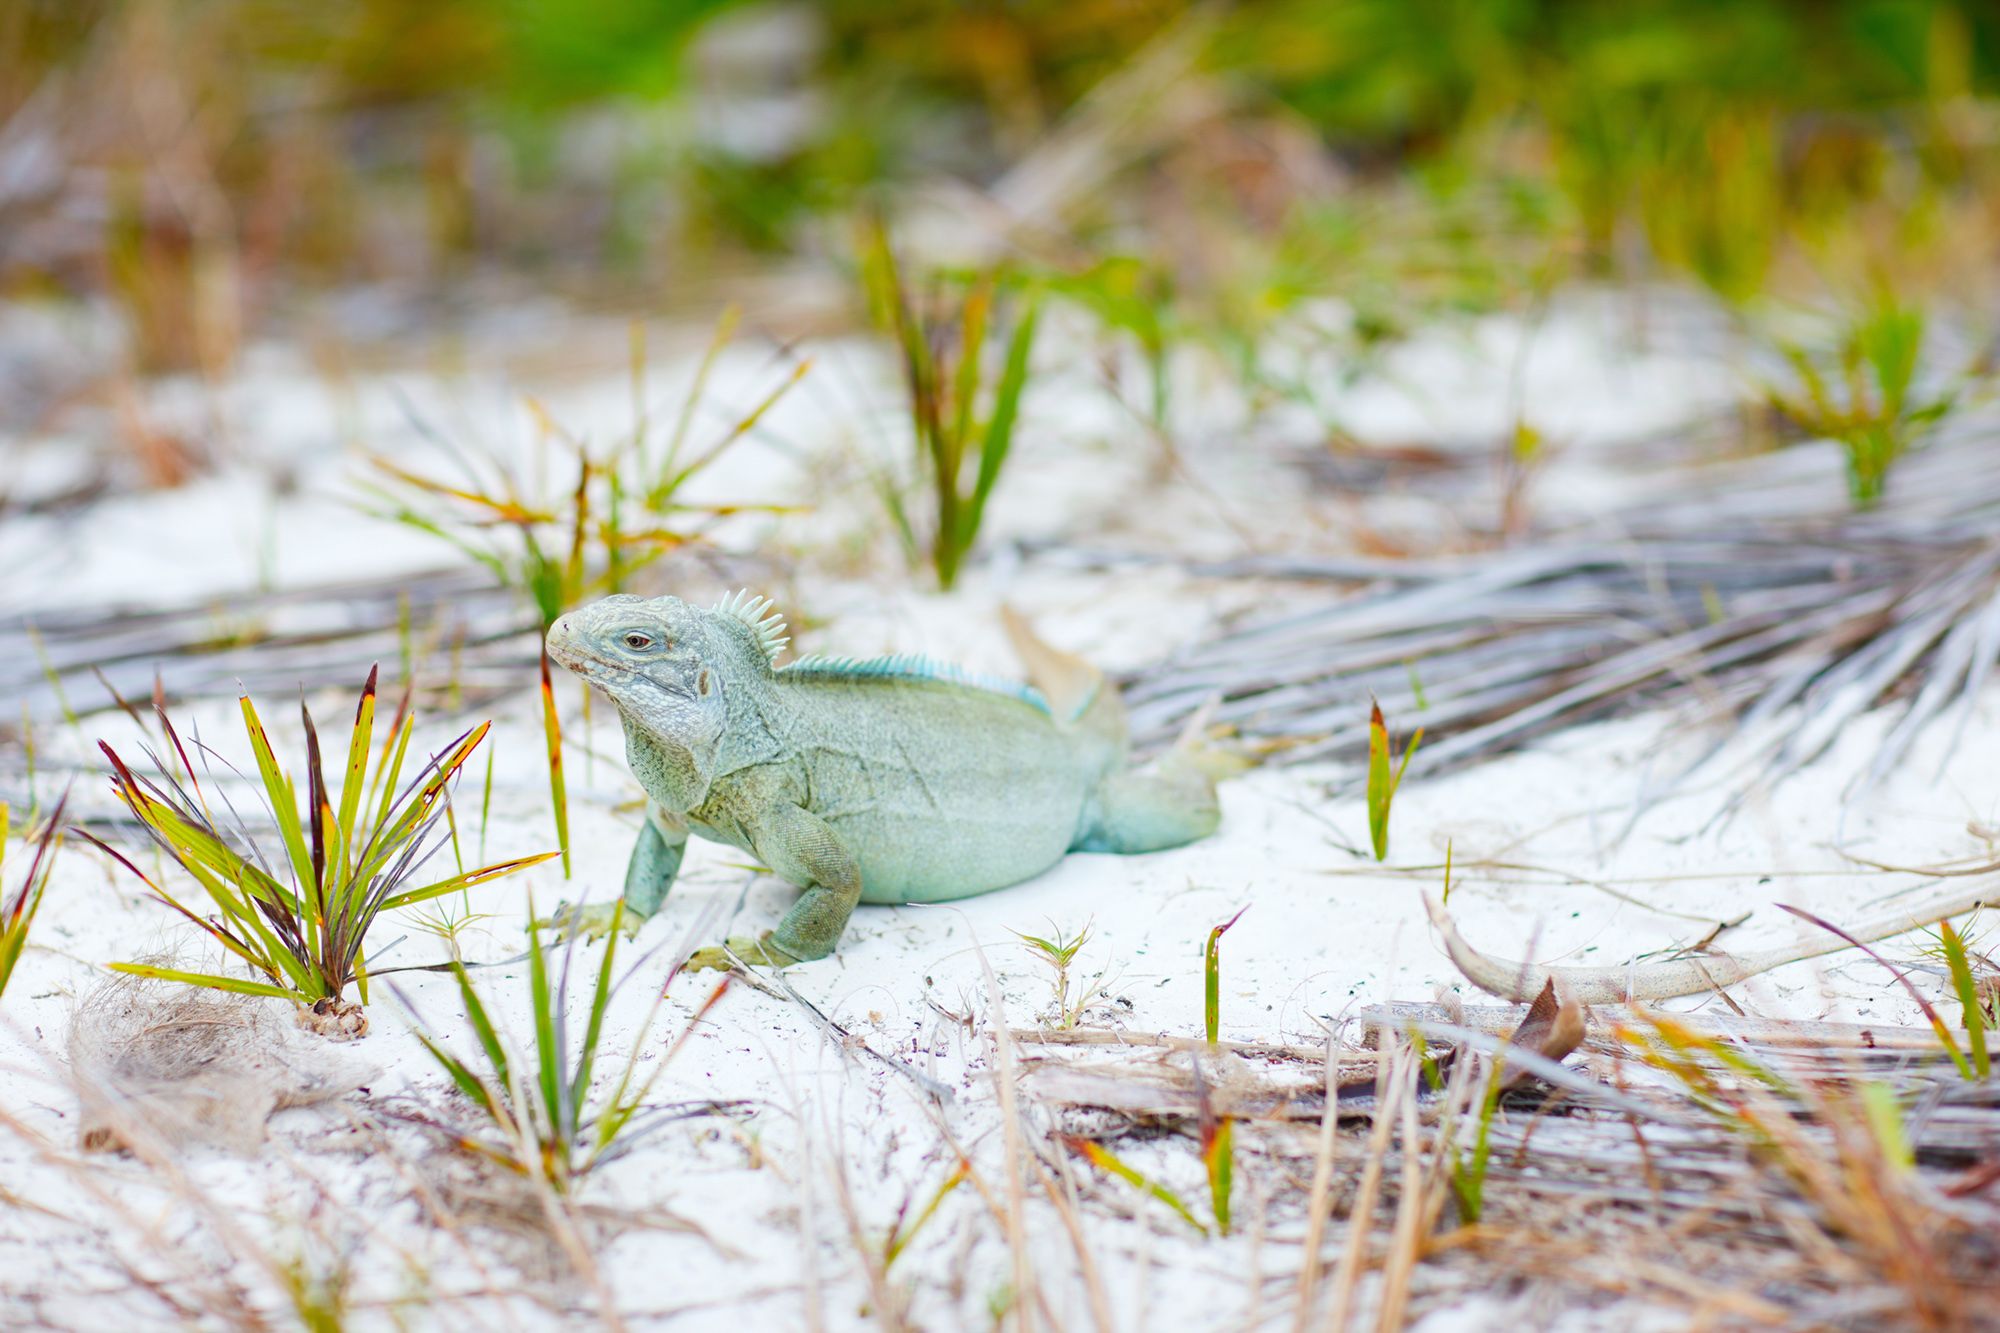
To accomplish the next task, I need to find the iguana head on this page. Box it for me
[545,591,788,810]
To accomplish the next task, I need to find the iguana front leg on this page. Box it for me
[540,805,687,941]
[686,804,861,971]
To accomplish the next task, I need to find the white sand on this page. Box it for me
[0,292,1986,1329]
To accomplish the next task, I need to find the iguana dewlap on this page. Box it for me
[542,591,1224,969]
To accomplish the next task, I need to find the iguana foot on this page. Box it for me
[537,901,641,943]
[684,933,801,973]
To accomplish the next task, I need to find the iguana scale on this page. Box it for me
[541,591,1225,970]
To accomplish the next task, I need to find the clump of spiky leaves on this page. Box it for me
[1767,296,1959,506]
[0,792,67,1001]
[401,902,730,1195]
[88,668,555,1038]
[860,221,1041,591]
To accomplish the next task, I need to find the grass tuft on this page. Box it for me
[1766,296,1959,507]
[399,902,731,1194]
[861,221,1041,590]
[86,667,554,1034]
[362,307,805,633]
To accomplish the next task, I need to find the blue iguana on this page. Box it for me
[540,591,1226,970]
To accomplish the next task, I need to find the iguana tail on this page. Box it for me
[1000,605,1128,757]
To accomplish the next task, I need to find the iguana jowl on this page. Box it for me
[542,591,1225,970]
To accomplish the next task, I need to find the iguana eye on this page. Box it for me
[622,632,654,650]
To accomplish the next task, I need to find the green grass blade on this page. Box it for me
[1452,1062,1505,1223]
[654,304,741,498]
[1939,921,1991,1081]
[378,851,560,911]
[411,1028,504,1119]
[1202,1116,1233,1236]
[370,708,416,836]
[478,743,495,865]
[962,295,1039,550]
[885,1161,969,1269]
[949,281,991,458]
[350,723,488,890]
[450,960,512,1093]
[336,666,380,881]
[570,902,624,1125]
[107,963,299,1000]
[1862,1081,1915,1169]
[0,933,27,999]
[1777,904,1971,1079]
[1366,699,1422,862]
[1205,906,1246,1045]
[1367,700,1392,860]
[540,653,570,877]
[240,694,316,903]
[663,357,812,498]
[527,911,562,1134]
[1064,1135,1207,1236]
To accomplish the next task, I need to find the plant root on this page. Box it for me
[297,995,369,1040]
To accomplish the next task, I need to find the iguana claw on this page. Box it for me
[537,901,641,943]
[684,933,800,973]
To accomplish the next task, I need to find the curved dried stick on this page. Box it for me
[1423,882,2000,1004]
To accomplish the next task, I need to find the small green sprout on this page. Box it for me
[1203,906,1246,1047]
[1015,919,1101,1030]
[0,792,66,1002]
[1366,699,1424,862]
[1449,1060,1505,1223]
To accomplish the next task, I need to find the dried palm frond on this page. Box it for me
[1117,409,2000,810]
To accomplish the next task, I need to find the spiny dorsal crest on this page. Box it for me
[710,589,790,664]
[782,652,1050,714]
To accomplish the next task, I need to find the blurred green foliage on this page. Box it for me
[5,0,1997,352]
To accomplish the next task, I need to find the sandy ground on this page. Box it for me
[0,291,1986,1329]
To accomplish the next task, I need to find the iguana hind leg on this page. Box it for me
[1076,750,1222,853]
[687,803,861,970]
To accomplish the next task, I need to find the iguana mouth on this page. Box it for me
[553,647,631,683]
